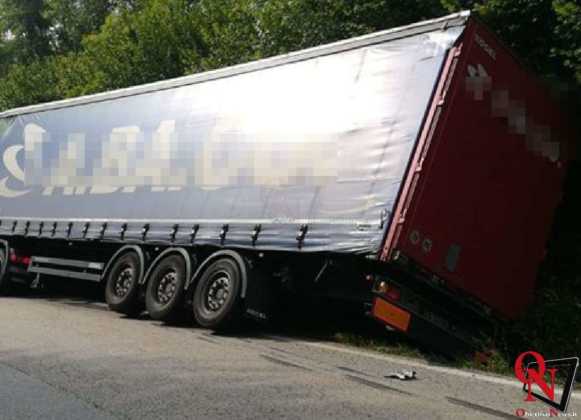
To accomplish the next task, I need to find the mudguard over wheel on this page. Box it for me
[192,257,243,330]
[105,252,142,316]
[145,254,187,323]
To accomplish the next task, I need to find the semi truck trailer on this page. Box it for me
[0,12,571,354]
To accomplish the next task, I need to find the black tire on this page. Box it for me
[0,248,12,295]
[145,254,187,323]
[192,257,243,330]
[105,252,142,316]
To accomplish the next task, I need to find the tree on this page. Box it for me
[443,0,580,86]
[475,0,562,78]
[193,0,262,70]
[255,0,447,57]
[80,0,205,90]
[0,32,17,75]
[0,0,51,62]
[553,0,581,83]
[0,59,58,110]
[53,52,104,98]
[0,0,578,112]
[43,0,116,53]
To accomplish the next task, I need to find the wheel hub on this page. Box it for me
[114,267,134,298]
[157,271,177,304]
[206,273,231,312]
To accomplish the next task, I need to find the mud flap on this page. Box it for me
[244,267,275,323]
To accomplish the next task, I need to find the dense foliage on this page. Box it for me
[0,0,579,361]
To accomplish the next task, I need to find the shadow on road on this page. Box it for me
[14,277,445,363]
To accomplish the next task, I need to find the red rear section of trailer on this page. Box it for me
[381,19,571,319]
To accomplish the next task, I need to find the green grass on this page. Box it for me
[332,332,426,360]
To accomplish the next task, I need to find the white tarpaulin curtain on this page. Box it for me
[0,25,465,254]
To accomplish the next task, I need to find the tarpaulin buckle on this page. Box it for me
[82,222,90,238]
[190,224,199,243]
[170,224,179,242]
[141,224,149,241]
[51,222,57,237]
[251,224,261,246]
[296,224,308,249]
[66,222,73,239]
[120,223,128,240]
[38,222,44,236]
[24,221,30,236]
[100,222,108,239]
[220,224,229,245]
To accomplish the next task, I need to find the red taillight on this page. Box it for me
[385,287,401,302]
[9,250,31,266]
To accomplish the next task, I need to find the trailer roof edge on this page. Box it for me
[0,11,470,119]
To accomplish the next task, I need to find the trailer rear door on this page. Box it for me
[383,19,571,319]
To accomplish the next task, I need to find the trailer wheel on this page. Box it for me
[192,257,243,330]
[0,248,12,294]
[145,254,187,323]
[105,252,142,316]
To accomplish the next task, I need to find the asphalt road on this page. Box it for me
[0,292,578,419]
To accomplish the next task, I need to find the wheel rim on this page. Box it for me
[205,271,231,312]
[114,266,134,298]
[156,270,177,304]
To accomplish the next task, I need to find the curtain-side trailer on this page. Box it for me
[0,12,570,354]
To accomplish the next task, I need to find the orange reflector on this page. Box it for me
[372,298,411,332]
